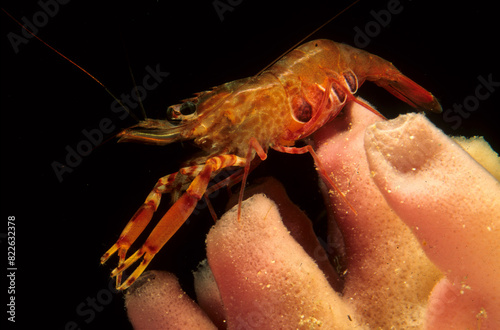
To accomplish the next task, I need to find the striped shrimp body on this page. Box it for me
[101,39,441,290]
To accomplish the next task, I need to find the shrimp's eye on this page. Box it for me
[166,106,180,121]
[180,101,197,115]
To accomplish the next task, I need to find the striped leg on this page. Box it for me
[100,171,179,287]
[106,154,247,290]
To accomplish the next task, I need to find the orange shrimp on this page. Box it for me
[100,39,442,290]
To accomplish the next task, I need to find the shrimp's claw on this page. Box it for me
[375,73,442,113]
[337,41,442,114]
[100,202,157,287]
[109,248,151,290]
[110,193,197,290]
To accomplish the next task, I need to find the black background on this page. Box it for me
[1,0,499,329]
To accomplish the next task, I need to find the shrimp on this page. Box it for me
[100,39,442,290]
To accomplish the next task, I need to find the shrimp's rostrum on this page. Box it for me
[100,39,442,290]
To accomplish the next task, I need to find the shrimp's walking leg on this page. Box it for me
[272,144,357,215]
[100,168,201,287]
[108,154,247,290]
[237,138,267,219]
[203,156,263,222]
